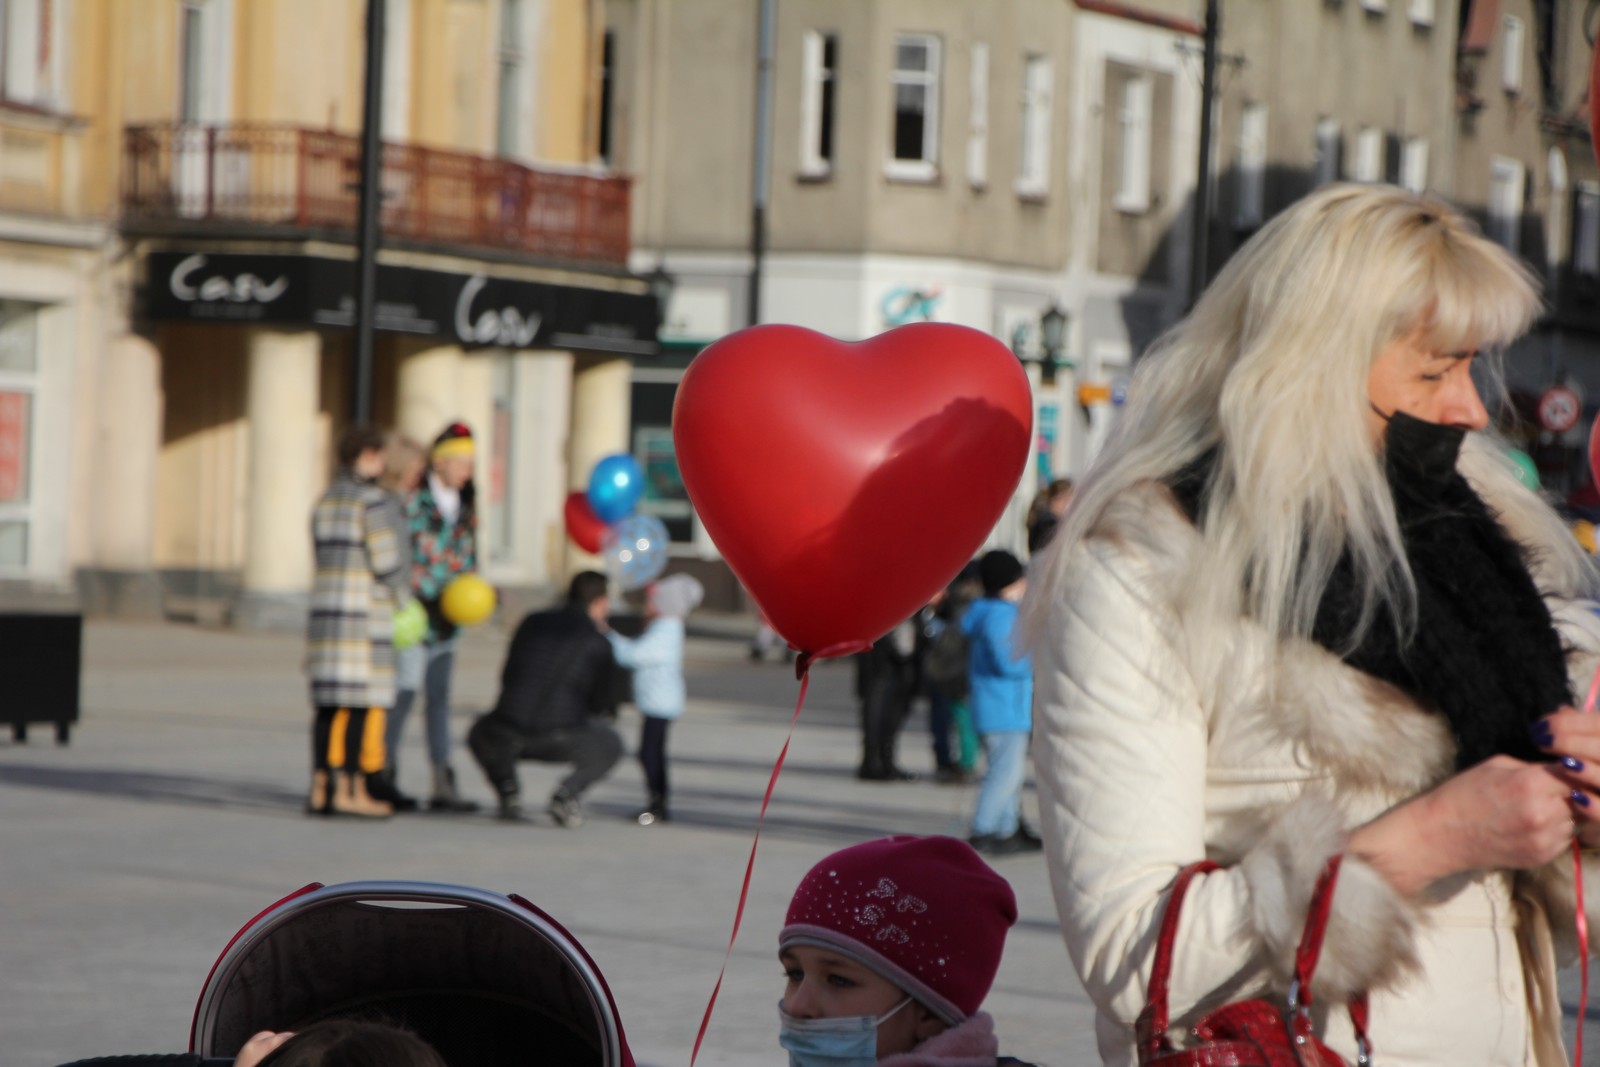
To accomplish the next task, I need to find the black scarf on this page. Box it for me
[1172,426,1571,770]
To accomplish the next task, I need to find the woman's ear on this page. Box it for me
[911,1004,948,1043]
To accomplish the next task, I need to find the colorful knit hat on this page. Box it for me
[778,835,1017,1024]
[432,421,475,460]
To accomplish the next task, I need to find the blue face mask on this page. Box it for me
[777,997,912,1067]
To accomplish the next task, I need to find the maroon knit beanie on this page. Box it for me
[778,835,1017,1024]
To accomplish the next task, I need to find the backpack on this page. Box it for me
[921,615,970,697]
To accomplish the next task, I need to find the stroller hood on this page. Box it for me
[190,881,635,1067]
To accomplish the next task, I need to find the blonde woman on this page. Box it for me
[1025,184,1600,1064]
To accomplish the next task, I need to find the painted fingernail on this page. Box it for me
[1532,722,1555,746]
[1564,756,1586,773]
[1573,790,1592,808]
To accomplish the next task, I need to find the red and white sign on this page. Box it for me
[1538,385,1581,434]
[0,391,28,504]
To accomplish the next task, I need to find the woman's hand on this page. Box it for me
[1348,753,1582,897]
[1532,705,1600,848]
[234,1030,293,1067]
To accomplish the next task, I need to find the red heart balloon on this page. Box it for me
[563,490,607,554]
[673,323,1033,657]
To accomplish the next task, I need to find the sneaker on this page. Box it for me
[495,795,529,823]
[1007,828,1044,853]
[1014,821,1043,846]
[969,833,1026,857]
[934,766,971,785]
[548,791,584,829]
[636,805,668,827]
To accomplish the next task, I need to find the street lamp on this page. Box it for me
[646,263,676,340]
[1038,302,1070,386]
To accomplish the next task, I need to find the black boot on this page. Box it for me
[368,769,419,813]
[495,789,529,823]
[427,765,480,813]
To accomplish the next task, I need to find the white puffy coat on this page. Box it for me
[1032,440,1600,1067]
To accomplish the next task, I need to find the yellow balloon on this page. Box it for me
[440,573,496,626]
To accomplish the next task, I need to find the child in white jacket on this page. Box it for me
[606,572,704,825]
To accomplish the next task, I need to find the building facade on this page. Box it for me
[1,0,654,625]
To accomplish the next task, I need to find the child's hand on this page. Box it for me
[235,1030,294,1067]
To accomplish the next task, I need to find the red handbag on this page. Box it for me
[1135,857,1371,1067]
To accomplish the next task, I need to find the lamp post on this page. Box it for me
[646,263,675,343]
[1038,303,1070,387]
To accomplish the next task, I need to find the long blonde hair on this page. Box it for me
[1026,183,1588,648]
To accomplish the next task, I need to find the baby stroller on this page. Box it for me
[185,879,636,1066]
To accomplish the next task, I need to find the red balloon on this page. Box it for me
[673,322,1033,658]
[564,490,607,554]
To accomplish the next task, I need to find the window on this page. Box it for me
[1577,182,1600,277]
[179,3,205,121]
[0,301,39,569]
[381,0,412,141]
[1234,102,1267,229]
[598,30,616,164]
[966,42,989,189]
[1399,137,1428,194]
[1409,0,1434,26]
[1547,148,1569,272]
[1314,118,1341,185]
[1502,16,1523,94]
[1113,72,1153,214]
[799,31,837,178]
[1016,54,1053,198]
[1360,0,1387,12]
[1488,156,1525,251]
[496,0,526,157]
[2,0,66,108]
[888,34,941,180]
[1353,126,1383,183]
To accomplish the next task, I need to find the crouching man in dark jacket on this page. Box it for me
[468,571,622,827]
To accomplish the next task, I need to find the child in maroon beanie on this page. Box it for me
[777,834,1040,1066]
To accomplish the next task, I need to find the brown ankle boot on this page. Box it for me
[331,771,393,818]
[306,770,331,815]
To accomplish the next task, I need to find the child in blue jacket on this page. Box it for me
[960,550,1038,856]
[607,573,704,825]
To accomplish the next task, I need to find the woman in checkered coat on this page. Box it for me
[305,424,413,817]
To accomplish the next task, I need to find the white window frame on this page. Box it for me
[886,33,942,181]
[966,42,989,189]
[1353,126,1383,183]
[798,30,837,179]
[1314,118,1341,185]
[1488,156,1525,251]
[1234,101,1267,229]
[1546,147,1569,272]
[1399,136,1428,194]
[2,0,69,109]
[0,301,41,572]
[1015,54,1052,199]
[1360,0,1387,12]
[495,0,539,160]
[1502,15,1524,95]
[1577,181,1600,278]
[1112,71,1153,214]
[1408,0,1434,26]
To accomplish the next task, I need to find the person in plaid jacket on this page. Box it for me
[391,421,480,813]
[305,424,412,818]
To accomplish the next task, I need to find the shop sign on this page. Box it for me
[143,251,661,355]
[1538,385,1581,434]
[0,391,28,504]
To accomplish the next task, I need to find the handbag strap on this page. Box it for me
[1137,856,1370,1059]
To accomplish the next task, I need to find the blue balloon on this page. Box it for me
[602,514,671,592]
[587,453,645,523]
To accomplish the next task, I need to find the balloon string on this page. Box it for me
[1568,662,1593,1067]
[689,666,811,1066]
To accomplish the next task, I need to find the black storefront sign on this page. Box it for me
[142,251,661,356]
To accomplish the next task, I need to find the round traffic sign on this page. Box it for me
[1538,385,1581,434]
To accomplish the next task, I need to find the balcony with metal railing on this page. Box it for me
[121,123,632,268]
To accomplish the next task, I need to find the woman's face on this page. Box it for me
[1365,331,1489,445]
[779,945,936,1057]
